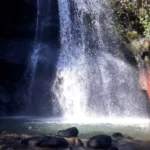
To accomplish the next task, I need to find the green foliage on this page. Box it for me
[127,30,138,39]
[139,8,150,38]
[111,0,150,40]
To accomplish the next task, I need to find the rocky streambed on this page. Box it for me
[1,127,150,150]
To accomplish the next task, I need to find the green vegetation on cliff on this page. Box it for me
[111,0,150,56]
[112,0,150,39]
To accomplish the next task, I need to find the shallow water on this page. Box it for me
[1,117,150,140]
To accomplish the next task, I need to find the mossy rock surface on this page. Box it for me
[111,0,150,56]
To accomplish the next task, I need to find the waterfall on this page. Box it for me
[52,0,148,118]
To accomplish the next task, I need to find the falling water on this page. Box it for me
[30,0,52,80]
[29,0,52,82]
[26,0,40,114]
[28,0,57,115]
[52,0,148,118]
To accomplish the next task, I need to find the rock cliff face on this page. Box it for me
[0,0,60,116]
[0,0,37,115]
[0,0,36,63]
[28,0,60,116]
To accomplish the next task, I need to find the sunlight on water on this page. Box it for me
[3,116,150,127]
[61,117,150,127]
[32,116,150,128]
[1,117,150,140]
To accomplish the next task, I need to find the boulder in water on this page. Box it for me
[36,136,69,148]
[112,132,124,138]
[112,132,124,141]
[65,137,84,147]
[57,127,79,137]
[21,136,44,146]
[78,139,84,147]
[87,135,112,149]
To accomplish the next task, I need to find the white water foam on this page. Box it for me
[52,0,148,119]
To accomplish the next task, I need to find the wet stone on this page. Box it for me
[21,136,44,146]
[109,146,119,150]
[65,138,84,147]
[57,127,79,138]
[36,136,69,148]
[87,135,112,149]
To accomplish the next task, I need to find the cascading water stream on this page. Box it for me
[27,0,58,115]
[52,0,148,119]
[30,0,52,87]
[25,0,40,114]
[52,0,88,118]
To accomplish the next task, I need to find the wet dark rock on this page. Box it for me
[78,139,84,147]
[87,135,112,149]
[65,138,84,147]
[21,136,44,146]
[0,0,60,116]
[0,136,22,150]
[0,59,25,115]
[109,146,119,150]
[0,107,7,116]
[126,136,133,140]
[112,133,124,138]
[0,59,26,115]
[117,139,134,146]
[2,147,14,150]
[0,59,25,82]
[0,0,36,64]
[116,139,150,150]
[71,147,85,150]
[112,132,124,141]
[118,142,143,150]
[57,127,79,137]
[0,86,11,104]
[0,131,7,135]
[0,0,32,115]
[36,136,69,148]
